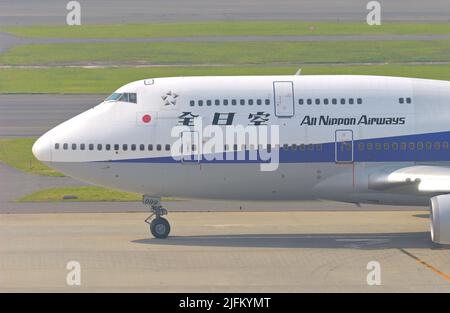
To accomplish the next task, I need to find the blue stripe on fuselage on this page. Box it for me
[108,131,450,164]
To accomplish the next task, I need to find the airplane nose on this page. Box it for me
[32,133,52,162]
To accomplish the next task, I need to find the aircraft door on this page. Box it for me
[273,81,294,117]
[335,129,353,163]
[181,131,200,164]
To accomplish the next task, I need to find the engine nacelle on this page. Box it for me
[430,195,450,244]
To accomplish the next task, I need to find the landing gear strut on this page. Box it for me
[143,196,170,239]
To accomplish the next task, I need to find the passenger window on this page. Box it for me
[291,144,298,150]
[89,144,94,151]
[358,143,364,151]
[434,142,441,150]
[80,144,86,150]
[148,144,153,151]
[114,144,119,151]
[157,144,162,151]
[232,99,237,106]
[349,98,354,105]
[248,99,254,105]
[63,143,68,150]
[332,98,337,105]
[54,143,60,150]
[409,142,415,150]
[324,99,329,105]
[122,144,128,151]
[165,144,171,151]
[71,144,77,150]
[367,143,373,150]
[307,99,312,105]
[257,99,262,105]
[392,143,399,150]
[283,144,289,151]
[223,99,229,106]
[265,99,270,105]
[384,143,389,150]
[417,142,424,150]
[198,100,203,106]
[299,99,304,105]
[340,99,346,105]
[299,144,306,151]
[240,99,245,105]
[357,98,362,104]
[140,144,145,151]
[206,100,212,106]
[131,144,136,151]
[375,143,381,150]
[190,100,195,106]
[97,144,102,151]
[315,144,323,151]
[215,99,220,106]
[106,144,111,151]
[400,142,407,150]
[443,141,449,150]
[308,144,314,151]
[406,98,412,104]
[399,98,404,104]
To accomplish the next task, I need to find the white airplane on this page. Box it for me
[32,75,450,244]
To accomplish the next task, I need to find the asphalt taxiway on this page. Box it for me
[1,0,450,25]
[1,210,448,292]
[0,95,104,137]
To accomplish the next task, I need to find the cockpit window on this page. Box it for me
[105,92,137,103]
[106,93,122,101]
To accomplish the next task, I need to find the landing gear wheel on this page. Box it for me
[150,217,171,239]
[143,196,170,239]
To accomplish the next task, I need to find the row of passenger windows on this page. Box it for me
[53,142,323,153]
[54,141,449,153]
[55,143,171,152]
[279,141,449,151]
[299,98,363,105]
[190,99,271,107]
[357,141,449,151]
[189,97,412,107]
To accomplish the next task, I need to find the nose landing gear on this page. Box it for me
[143,196,170,239]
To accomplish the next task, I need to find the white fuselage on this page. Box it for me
[32,75,450,206]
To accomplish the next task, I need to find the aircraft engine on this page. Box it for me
[430,195,450,244]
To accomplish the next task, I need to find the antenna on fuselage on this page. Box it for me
[295,68,302,75]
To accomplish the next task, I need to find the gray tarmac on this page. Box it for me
[1,210,449,292]
[1,0,450,26]
[0,95,104,137]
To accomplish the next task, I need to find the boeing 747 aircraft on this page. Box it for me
[32,75,450,243]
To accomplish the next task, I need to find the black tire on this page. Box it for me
[150,217,170,239]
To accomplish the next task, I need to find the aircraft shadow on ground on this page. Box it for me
[132,232,449,250]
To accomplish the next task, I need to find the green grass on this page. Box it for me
[0,138,63,176]
[1,64,450,94]
[17,186,181,202]
[17,186,141,202]
[0,66,296,93]
[4,21,450,39]
[2,40,450,66]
